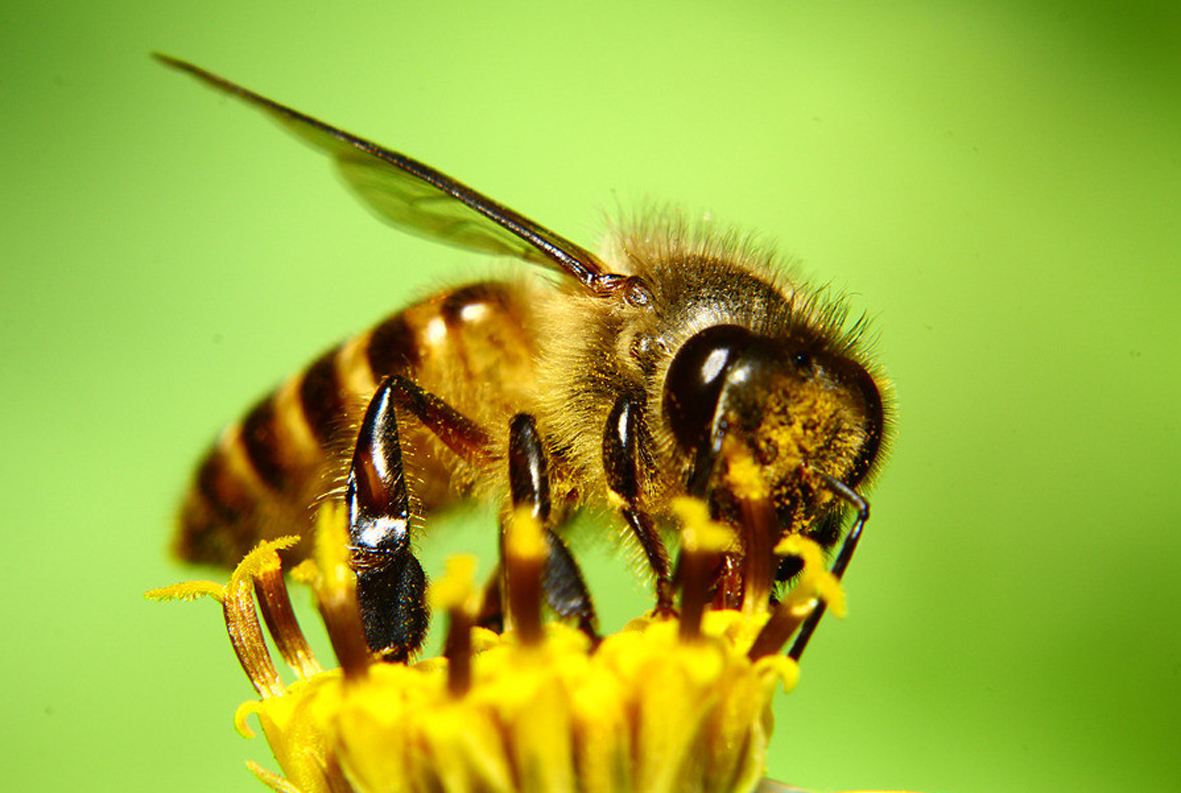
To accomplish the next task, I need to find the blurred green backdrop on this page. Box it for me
[3,1,1178,792]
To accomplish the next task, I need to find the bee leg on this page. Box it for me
[603,394,673,612]
[542,527,599,640]
[348,374,494,660]
[787,472,869,662]
[385,374,492,463]
[345,376,430,662]
[475,564,504,633]
[508,413,598,639]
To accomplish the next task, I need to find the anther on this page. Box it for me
[748,534,845,660]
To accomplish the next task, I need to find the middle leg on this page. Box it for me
[505,412,598,639]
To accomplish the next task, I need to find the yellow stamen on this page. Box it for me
[749,534,847,659]
[504,506,546,645]
[672,496,738,641]
[151,501,852,793]
[429,554,479,613]
[311,502,370,677]
[227,537,301,698]
[775,533,846,618]
[671,496,737,554]
[431,553,480,695]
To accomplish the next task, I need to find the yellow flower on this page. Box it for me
[149,502,867,793]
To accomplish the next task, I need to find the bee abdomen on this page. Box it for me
[178,366,338,565]
[177,281,536,567]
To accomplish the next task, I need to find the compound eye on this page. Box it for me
[663,325,756,452]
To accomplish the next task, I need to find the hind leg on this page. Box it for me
[346,375,490,661]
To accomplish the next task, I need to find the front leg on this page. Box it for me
[602,394,673,611]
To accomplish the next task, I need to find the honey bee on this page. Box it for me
[161,55,889,663]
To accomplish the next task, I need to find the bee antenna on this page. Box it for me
[787,472,869,661]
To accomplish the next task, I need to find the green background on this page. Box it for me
[3,2,1178,792]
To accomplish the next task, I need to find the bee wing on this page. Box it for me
[332,157,546,263]
[155,54,614,291]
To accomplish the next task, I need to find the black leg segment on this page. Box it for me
[387,374,492,464]
[345,375,429,661]
[603,394,672,607]
[508,413,597,635]
[541,529,597,637]
[787,472,870,662]
[508,413,552,522]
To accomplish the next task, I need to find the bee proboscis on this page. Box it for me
[161,54,890,662]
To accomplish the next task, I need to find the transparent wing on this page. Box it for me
[334,156,547,264]
[155,54,611,289]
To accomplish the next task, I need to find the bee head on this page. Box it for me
[663,324,884,541]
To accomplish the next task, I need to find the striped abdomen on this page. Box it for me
[177,282,539,567]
